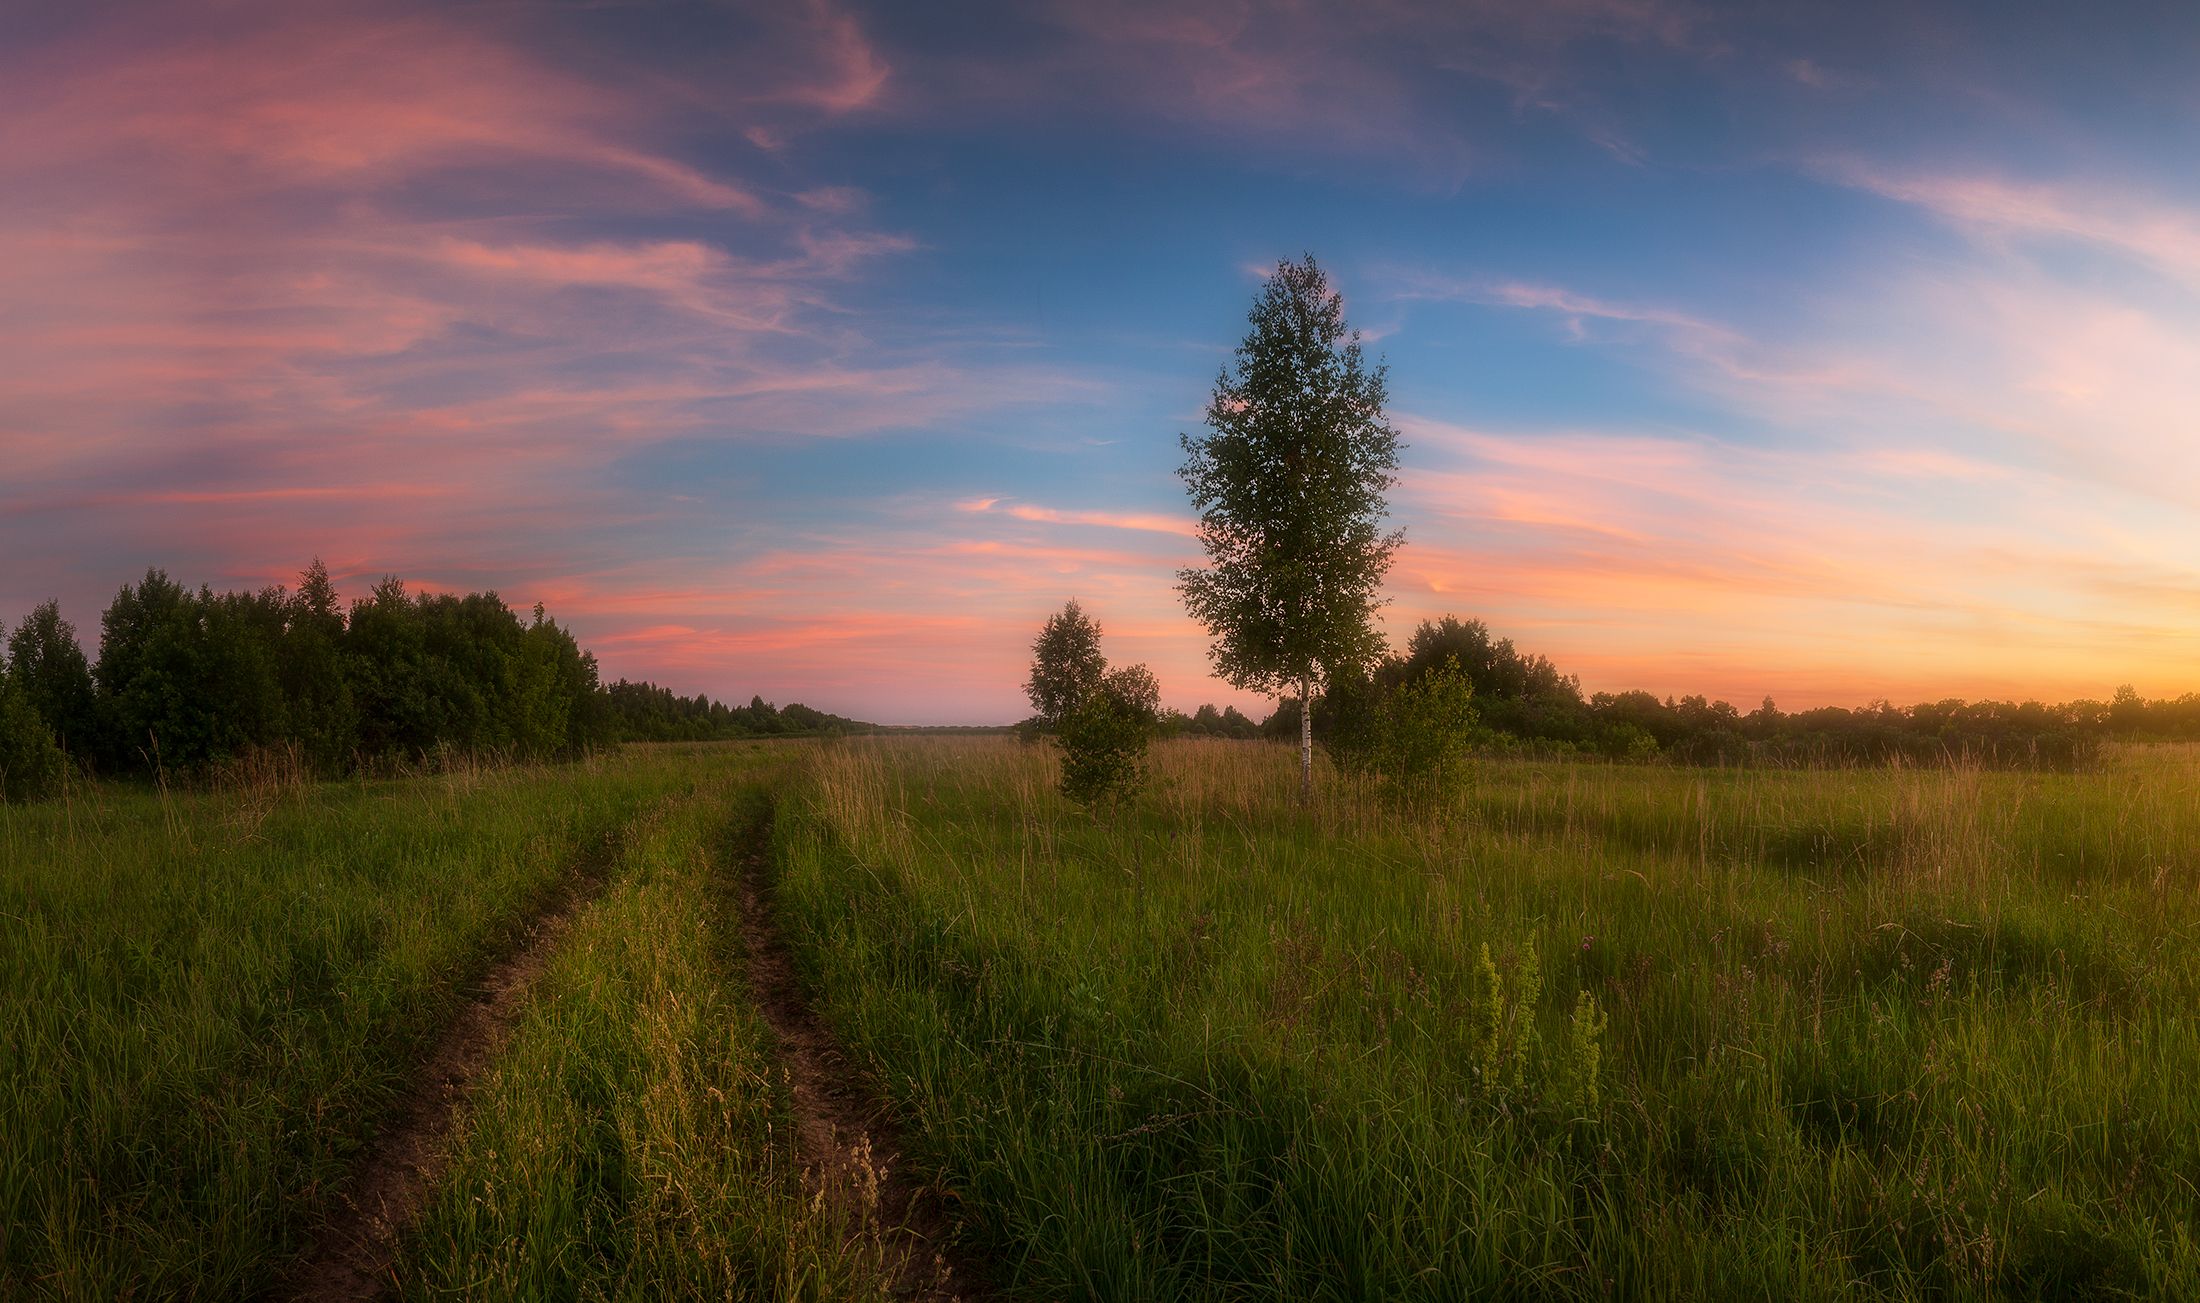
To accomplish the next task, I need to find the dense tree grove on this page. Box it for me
[55,563,615,776]
[0,560,868,797]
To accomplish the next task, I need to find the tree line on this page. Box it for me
[1287,615,2186,772]
[1023,591,2179,809]
[0,560,869,801]
[603,680,872,742]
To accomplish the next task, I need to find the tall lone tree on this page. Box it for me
[1024,599,1108,730]
[1177,254,1403,803]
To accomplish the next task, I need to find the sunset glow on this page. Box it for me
[6,2,2198,722]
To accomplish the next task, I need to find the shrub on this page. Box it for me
[1057,665,1160,807]
[1326,655,1480,800]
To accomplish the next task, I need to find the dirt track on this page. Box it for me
[272,842,616,1301]
[734,805,990,1302]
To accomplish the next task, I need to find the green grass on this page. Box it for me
[0,747,754,1298]
[391,763,893,1301]
[772,737,2200,1299]
[10,736,2199,1298]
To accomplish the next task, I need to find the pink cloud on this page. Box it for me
[1827,161,2200,284]
[774,1,892,114]
[1388,411,2200,707]
[958,498,1200,537]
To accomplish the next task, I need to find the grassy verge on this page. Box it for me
[773,736,2200,1299]
[0,747,752,1298]
[391,768,893,1301]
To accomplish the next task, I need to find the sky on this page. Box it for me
[3,0,2198,724]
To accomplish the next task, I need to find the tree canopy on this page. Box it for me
[1024,599,1108,731]
[1178,254,1403,799]
[0,558,870,793]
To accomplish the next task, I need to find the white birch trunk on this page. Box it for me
[1298,676,1313,806]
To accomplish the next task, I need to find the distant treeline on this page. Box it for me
[1017,702,1262,743]
[603,680,872,742]
[1284,616,2200,770]
[0,561,872,798]
[1164,703,1264,740]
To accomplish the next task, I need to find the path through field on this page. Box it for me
[735,802,990,1302]
[274,833,621,1301]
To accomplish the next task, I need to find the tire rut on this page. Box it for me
[734,802,992,1301]
[271,834,620,1302]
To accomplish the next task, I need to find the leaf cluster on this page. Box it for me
[2,559,617,781]
[1025,601,1161,807]
[1057,665,1162,808]
[1024,599,1108,730]
[1326,654,1480,800]
[0,628,68,802]
[1177,255,1403,696]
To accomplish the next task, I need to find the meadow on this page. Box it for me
[3,737,2197,1298]
[778,738,2200,1299]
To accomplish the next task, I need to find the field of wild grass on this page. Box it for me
[0,745,813,1298]
[7,736,2197,1298]
[776,737,2200,1298]
[390,773,901,1301]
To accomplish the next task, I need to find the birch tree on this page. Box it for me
[1177,254,1403,804]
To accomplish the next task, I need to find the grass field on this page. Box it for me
[389,768,899,1301]
[777,738,2200,1299]
[0,746,781,1297]
[5,737,2197,1298]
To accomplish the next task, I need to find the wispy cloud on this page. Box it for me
[0,0,1100,724]
[1825,161,2200,284]
[958,497,1199,537]
[1387,270,1738,347]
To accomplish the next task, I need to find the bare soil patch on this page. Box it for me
[272,841,617,1302]
[734,805,992,1301]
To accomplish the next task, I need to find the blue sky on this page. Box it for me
[3,0,2198,721]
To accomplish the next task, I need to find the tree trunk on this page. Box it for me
[1298,676,1313,806]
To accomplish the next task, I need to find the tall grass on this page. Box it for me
[774,736,2200,1298]
[391,764,896,1301]
[0,748,752,1298]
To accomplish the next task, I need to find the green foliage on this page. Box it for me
[1177,254,1403,709]
[1347,613,2142,771]
[1568,989,1609,1117]
[1024,599,1107,730]
[1023,600,1161,807]
[1326,655,1479,799]
[0,560,663,792]
[341,576,433,759]
[5,600,97,760]
[92,568,195,771]
[278,560,357,773]
[1056,663,1161,807]
[1181,702,1261,739]
[0,638,68,802]
[91,570,289,772]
